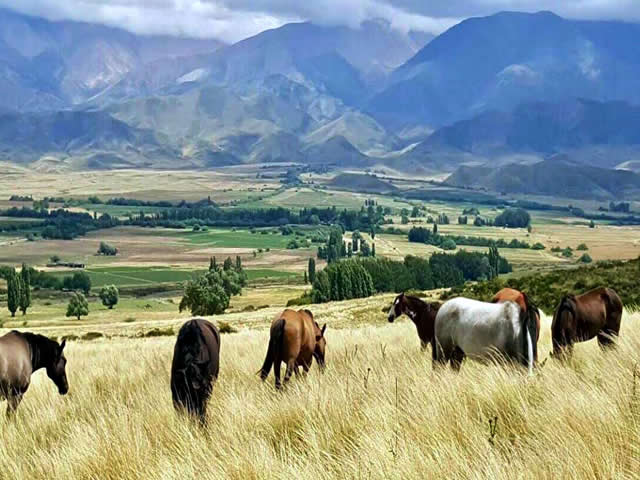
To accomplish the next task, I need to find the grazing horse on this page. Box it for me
[492,287,541,357]
[387,293,441,350]
[433,297,537,373]
[259,309,326,389]
[171,319,220,424]
[0,331,68,418]
[551,287,623,358]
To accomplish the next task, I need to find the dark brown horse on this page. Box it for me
[552,287,623,358]
[387,293,441,350]
[259,309,326,389]
[492,287,541,360]
[0,331,68,418]
[171,319,220,424]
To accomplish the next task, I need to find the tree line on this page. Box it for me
[309,249,512,304]
[408,226,533,249]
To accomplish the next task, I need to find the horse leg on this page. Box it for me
[432,339,450,371]
[274,360,283,390]
[597,329,618,350]
[283,360,295,386]
[6,392,23,419]
[450,347,465,372]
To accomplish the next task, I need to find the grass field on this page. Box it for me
[1,296,638,479]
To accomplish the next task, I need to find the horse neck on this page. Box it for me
[23,333,53,371]
[405,298,432,329]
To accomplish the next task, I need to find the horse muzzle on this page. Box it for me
[387,314,395,323]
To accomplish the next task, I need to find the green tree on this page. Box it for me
[97,241,118,256]
[223,257,233,271]
[311,271,330,303]
[441,239,456,251]
[304,271,308,284]
[308,258,316,284]
[372,243,376,257]
[433,223,438,234]
[66,292,89,320]
[7,269,20,317]
[63,271,91,294]
[579,253,593,263]
[589,220,596,229]
[410,206,420,218]
[19,263,31,315]
[209,256,218,271]
[179,269,241,316]
[360,240,371,257]
[99,285,119,309]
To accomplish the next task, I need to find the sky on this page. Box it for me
[0,0,638,43]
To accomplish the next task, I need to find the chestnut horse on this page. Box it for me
[0,331,68,418]
[387,293,441,350]
[259,309,326,389]
[551,287,623,358]
[492,288,541,359]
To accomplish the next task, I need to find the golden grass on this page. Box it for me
[1,306,639,479]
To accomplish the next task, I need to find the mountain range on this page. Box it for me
[2,6,640,198]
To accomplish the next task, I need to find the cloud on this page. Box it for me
[0,0,638,43]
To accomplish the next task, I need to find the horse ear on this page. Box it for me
[321,324,327,336]
[60,340,66,351]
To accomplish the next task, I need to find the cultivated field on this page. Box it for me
[1,298,639,479]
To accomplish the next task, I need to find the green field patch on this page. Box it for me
[49,266,296,288]
[167,228,307,249]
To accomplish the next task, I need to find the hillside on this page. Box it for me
[445,157,640,200]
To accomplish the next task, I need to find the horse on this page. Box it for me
[0,331,68,418]
[387,293,441,350]
[170,319,220,424]
[259,309,326,389]
[433,297,537,374]
[492,287,541,357]
[551,287,623,358]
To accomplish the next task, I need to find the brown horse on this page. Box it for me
[387,293,441,350]
[171,319,220,424]
[259,309,326,389]
[551,287,623,358]
[492,288,541,358]
[0,331,68,418]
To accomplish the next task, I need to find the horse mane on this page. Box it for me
[555,295,576,322]
[12,331,60,368]
[299,309,314,319]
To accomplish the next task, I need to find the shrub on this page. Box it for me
[532,242,546,250]
[99,285,119,309]
[66,292,89,320]
[577,243,588,251]
[579,253,593,263]
[217,321,238,334]
[441,239,457,251]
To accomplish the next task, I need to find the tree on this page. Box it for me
[235,255,242,271]
[97,241,118,256]
[63,271,91,294]
[19,263,31,315]
[589,220,596,229]
[50,255,61,264]
[304,271,308,284]
[411,206,420,218]
[209,256,218,271]
[494,208,531,228]
[179,269,242,316]
[401,214,409,225]
[372,243,376,257]
[223,257,233,271]
[577,243,589,251]
[7,269,20,317]
[99,285,119,309]
[308,258,316,284]
[360,241,371,257]
[433,223,438,234]
[66,292,89,320]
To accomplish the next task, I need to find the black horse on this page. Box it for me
[387,293,441,350]
[170,319,220,424]
[0,331,69,418]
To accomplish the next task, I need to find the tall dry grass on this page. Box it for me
[1,312,639,479]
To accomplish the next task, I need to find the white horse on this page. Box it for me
[432,297,537,374]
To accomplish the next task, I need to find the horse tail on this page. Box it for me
[552,296,575,353]
[603,287,623,333]
[517,304,534,373]
[259,318,285,380]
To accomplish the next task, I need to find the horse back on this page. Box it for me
[492,288,527,312]
[172,319,220,379]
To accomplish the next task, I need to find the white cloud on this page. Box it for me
[0,0,637,43]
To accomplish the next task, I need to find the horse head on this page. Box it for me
[313,322,327,371]
[388,293,405,322]
[46,339,69,395]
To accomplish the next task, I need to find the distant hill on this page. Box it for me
[370,11,640,128]
[328,173,397,193]
[445,156,640,200]
[393,98,640,172]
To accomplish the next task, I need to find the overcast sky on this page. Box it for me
[0,0,638,43]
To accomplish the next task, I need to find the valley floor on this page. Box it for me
[1,296,639,479]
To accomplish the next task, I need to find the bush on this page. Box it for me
[217,321,238,334]
[579,253,593,263]
[97,241,118,256]
[441,239,457,251]
[577,243,588,251]
[532,242,546,250]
